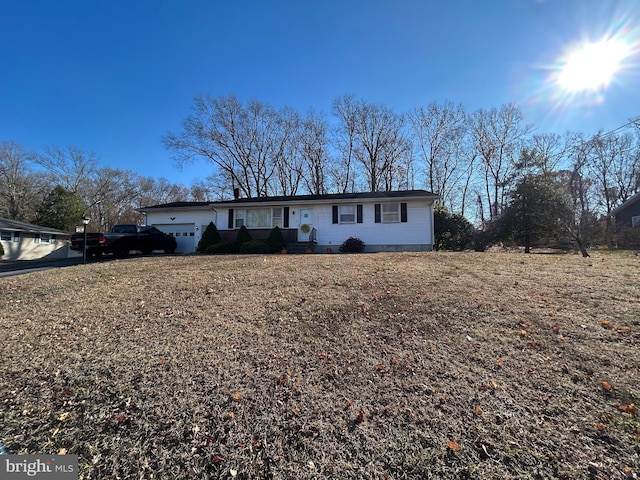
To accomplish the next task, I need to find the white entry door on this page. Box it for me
[298,209,313,242]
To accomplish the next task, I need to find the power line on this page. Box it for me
[596,116,640,139]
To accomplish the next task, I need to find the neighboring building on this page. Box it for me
[610,192,640,228]
[0,218,70,261]
[610,193,640,248]
[140,190,440,254]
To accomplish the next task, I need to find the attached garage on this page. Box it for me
[153,223,195,253]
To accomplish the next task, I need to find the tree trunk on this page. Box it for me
[575,238,590,257]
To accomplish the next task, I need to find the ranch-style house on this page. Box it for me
[0,218,70,261]
[140,190,440,254]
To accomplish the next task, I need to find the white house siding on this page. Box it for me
[213,199,434,253]
[301,201,433,252]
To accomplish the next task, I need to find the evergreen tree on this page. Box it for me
[197,222,221,252]
[235,225,252,244]
[433,204,475,251]
[500,173,572,252]
[266,226,286,252]
[35,185,86,231]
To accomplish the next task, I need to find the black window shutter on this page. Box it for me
[283,207,289,228]
[374,204,381,223]
[332,205,339,224]
[357,204,363,223]
[401,203,408,222]
[228,209,234,229]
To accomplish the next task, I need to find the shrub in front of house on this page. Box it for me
[339,237,365,253]
[205,241,239,255]
[266,226,286,252]
[235,225,252,244]
[239,239,273,254]
[197,222,221,252]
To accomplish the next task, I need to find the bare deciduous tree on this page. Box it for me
[470,104,532,221]
[164,95,300,198]
[409,101,467,208]
[333,95,409,192]
[0,141,47,221]
[33,145,99,194]
[298,109,329,195]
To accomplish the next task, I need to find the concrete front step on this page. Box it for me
[285,242,314,254]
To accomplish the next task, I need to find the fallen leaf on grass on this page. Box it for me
[57,412,70,422]
[618,404,635,414]
[357,409,365,423]
[213,455,224,463]
[601,381,612,391]
[231,391,242,401]
[447,441,460,451]
[473,405,483,415]
[601,320,612,329]
[58,448,67,455]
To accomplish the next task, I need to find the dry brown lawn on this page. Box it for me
[1,251,639,479]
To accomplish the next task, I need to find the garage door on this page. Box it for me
[153,223,195,253]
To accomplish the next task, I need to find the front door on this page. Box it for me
[298,208,313,242]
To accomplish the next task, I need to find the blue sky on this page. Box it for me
[2,0,639,187]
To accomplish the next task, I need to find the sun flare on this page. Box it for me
[557,39,630,92]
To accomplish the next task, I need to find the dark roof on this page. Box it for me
[142,190,439,210]
[610,192,640,216]
[141,201,212,210]
[0,218,69,235]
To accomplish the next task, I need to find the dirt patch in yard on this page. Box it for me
[1,252,639,479]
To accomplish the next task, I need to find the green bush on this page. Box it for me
[266,226,286,252]
[205,241,239,255]
[197,222,221,252]
[434,205,475,251]
[0,241,4,257]
[239,239,272,254]
[339,237,365,253]
[235,225,252,244]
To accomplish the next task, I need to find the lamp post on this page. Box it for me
[82,217,90,264]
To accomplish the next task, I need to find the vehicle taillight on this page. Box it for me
[98,234,107,245]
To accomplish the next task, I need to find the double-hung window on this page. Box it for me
[339,205,355,223]
[34,234,55,244]
[332,205,363,224]
[1,230,12,242]
[632,216,640,227]
[382,203,400,223]
[375,202,408,223]
[234,210,245,228]
[272,208,283,228]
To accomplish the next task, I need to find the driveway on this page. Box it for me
[0,257,85,278]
